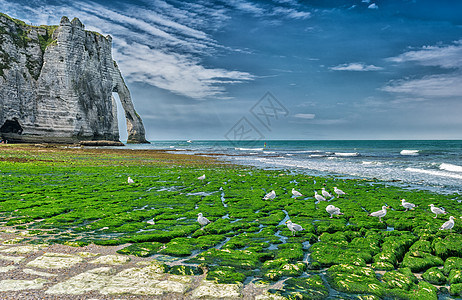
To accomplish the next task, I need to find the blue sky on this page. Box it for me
[2,0,462,140]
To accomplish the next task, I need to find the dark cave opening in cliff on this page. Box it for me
[0,119,23,135]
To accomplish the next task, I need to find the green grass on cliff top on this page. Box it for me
[1,144,462,299]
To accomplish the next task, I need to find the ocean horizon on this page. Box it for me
[121,140,462,195]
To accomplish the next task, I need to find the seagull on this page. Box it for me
[333,187,346,198]
[326,205,344,218]
[127,177,134,184]
[314,191,326,202]
[439,216,455,230]
[197,213,211,227]
[263,190,276,200]
[286,220,304,236]
[292,188,303,198]
[401,199,416,211]
[429,204,447,219]
[197,174,205,180]
[321,188,333,199]
[368,206,388,222]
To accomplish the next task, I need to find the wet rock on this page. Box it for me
[26,252,84,269]
[0,278,48,291]
[191,280,242,299]
[89,254,131,265]
[0,266,16,273]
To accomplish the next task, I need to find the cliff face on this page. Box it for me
[0,14,148,143]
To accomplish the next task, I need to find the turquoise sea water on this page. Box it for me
[125,140,462,194]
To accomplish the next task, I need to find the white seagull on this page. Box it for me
[197,213,211,227]
[322,188,333,199]
[314,191,326,202]
[429,204,447,219]
[326,205,344,218]
[197,174,206,180]
[127,177,134,184]
[439,216,455,230]
[333,187,346,198]
[263,190,276,200]
[286,220,304,236]
[401,199,416,211]
[368,206,388,222]
[292,188,303,198]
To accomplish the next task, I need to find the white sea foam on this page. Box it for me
[362,161,382,165]
[400,150,419,156]
[440,163,462,173]
[235,147,264,151]
[334,152,359,157]
[406,168,462,180]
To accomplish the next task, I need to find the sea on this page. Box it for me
[124,140,462,194]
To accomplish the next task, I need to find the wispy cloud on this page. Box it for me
[368,3,379,9]
[330,62,383,71]
[294,113,315,119]
[0,0,256,99]
[383,40,462,99]
[381,74,462,98]
[388,40,462,69]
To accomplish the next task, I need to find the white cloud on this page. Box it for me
[330,62,383,71]
[388,40,462,69]
[362,0,371,3]
[0,0,255,100]
[272,7,311,19]
[368,3,379,9]
[294,113,316,119]
[384,40,462,100]
[381,73,462,98]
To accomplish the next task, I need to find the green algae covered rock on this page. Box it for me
[448,269,462,285]
[409,240,432,253]
[168,265,203,276]
[450,283,462,297]
[206,266,246,284]
[371,261,394,271]
[327,264,384,297]
[385,281,438,300]
[382,270,416,290]
[310,238,375,267]
[262,258,306,281]
[186,248,263,272]
[268,275,328,300]
[443,257,462,275]
[433,234,462,260]
[117,242,164,257]
[422,267,447,285]
[401,251,443,272]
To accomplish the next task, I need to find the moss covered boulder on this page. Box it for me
[268,275,328,300]
[443,257,462,275]
[401,251,443,272]
[422,267,446,285]
[206,266,246,284]
[433,234,462,260]
[327,264,384,297]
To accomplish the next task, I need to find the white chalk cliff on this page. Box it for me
[0,14,148,143]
